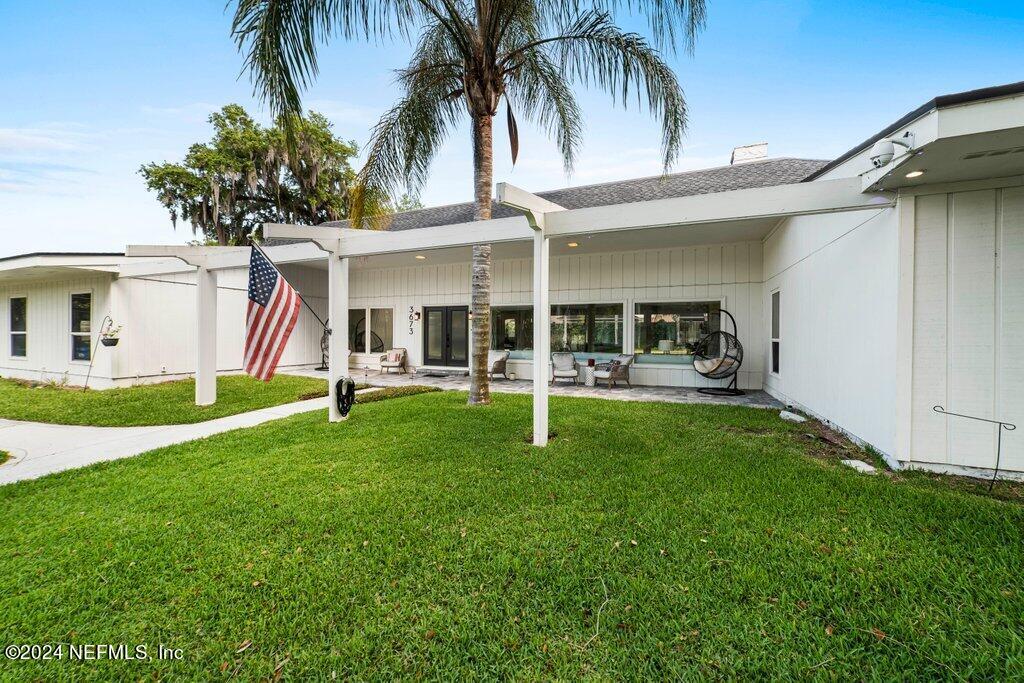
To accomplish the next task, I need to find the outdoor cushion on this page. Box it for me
[552,368,578,377]
[693,358,721,374]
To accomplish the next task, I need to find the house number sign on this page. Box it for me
[408,306,416,335]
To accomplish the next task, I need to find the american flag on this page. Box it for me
[244,246,301,381]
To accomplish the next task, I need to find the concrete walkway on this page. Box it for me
[0,397,330,486]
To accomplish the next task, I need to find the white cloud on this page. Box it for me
[0,126,93,154]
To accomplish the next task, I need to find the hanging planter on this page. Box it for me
[99,322,122,348]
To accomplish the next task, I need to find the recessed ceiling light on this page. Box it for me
[567,242,579,248]
[905,170,925,178]
[415,254,426,260]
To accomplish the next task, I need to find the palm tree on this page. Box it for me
[232,0,706,405]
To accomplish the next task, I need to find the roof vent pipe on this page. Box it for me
[730,143,768,164]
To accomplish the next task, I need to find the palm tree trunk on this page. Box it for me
[468,113,493,405]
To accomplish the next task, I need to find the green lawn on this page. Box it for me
[0,375,329,426]
[0,393,1021,679]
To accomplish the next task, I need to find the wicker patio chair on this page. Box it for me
[488,350,510,380]
[379,347,407,374]
[550,352,579,385]
[594,354,635,388]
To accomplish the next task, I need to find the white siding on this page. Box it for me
[0,265,325,388]
[0,275,114,386]
[909,186,1024,476]
[110,265,325,384]
[763,207,900,456]
[349,241,765,389]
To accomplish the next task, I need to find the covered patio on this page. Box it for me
[286,366,783,409]
[128,173,892,447]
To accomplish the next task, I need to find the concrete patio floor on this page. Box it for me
[289,368,783,409]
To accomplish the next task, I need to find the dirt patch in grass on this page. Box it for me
[784,414,1024,503]
[523,430,558,444]
[357,385,441,404]
[297,383,370,401]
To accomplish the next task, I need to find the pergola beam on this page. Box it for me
[262,177,892,261]
[124,245,225,405]
[542,177,894,237]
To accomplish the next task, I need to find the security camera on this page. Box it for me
[869,132,915,169]
[870,139,895,168]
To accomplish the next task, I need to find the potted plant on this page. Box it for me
[100,323,122,347]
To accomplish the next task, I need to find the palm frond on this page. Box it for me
[504,10,687,170]
[503,49,583,174]
[349,23,464,224]
[232,0,423,117]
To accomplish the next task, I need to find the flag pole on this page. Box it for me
[250,241,330,332]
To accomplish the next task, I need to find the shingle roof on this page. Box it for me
[323,157,828,232]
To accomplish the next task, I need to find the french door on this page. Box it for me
[423,306,468,367]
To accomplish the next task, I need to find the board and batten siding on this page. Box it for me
[0,275,114,385]
[349,240,766,390]
[763,207,900,456]
[909,185,1024,476]
[0,267,325,388]
[111,265,325,384]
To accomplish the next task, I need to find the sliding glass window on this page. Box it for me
[634,301,720,364]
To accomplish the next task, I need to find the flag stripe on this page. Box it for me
[244,247,303,381]
[258,293,300,380]
[245,282,285,373]
[254,285,294,379]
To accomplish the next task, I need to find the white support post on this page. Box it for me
[328,254,350,422]
[195,264,217,406]
[532,230,550,447]
[497,183,563,449]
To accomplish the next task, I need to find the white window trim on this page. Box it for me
[8,294,27,361]
[770,288,781,377]
[69,290,93,365]
[631,295,728,365]
[349,305,395,355]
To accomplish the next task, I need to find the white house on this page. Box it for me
[0,252,326,388]
[1,80,1022,481]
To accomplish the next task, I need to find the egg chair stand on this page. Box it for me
[694,309,745,397]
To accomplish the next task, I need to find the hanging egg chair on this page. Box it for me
[693,309,744,396]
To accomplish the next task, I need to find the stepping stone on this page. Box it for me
[841,459,877,474]
[780,410,807,423]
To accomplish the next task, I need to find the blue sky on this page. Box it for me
[0,0,1021,256]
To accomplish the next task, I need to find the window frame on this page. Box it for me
[69,290,93,364]
[631,296,727,367]
[770,289,781,377]
[8,295,27,360]
[549,301,625,355]
[490,305,534,354]
[490,299,628,358]
[348,306,395,354]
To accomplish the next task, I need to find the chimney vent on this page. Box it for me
[731,143,768,165]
